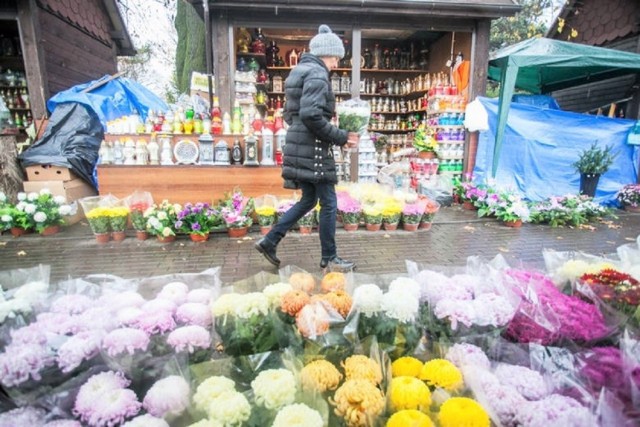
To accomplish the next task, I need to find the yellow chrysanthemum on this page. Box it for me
[255,206,276,217]
[391,357,423,378]
[342,355,382,385]
[86,207,112,218]
[438,397,490,427]
[320,271,346,293]
[331,379,385,427]
[419,359,463,391]
[109,206,130,217]
[387,410,434,427]
[300,359,343,392]
[389,376,431,411]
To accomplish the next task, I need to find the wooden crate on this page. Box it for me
[25,164,78,182]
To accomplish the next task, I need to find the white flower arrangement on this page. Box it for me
[272,403,324,427]
[388,277,421,300]
[211,293,242,317]
[193,376,237,413]
[204,390,251,425]
[234,292,269,318]
[381,289,419,323]
[263,282,294,308]
[351,284,383,317]
[251,369,297,410]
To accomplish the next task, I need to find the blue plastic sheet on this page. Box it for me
[46,75,168,130]
[473,97,639,204]
[512,95,560,110]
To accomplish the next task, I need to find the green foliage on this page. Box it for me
[573,142,617,175]
[490,0,552,51]
[118,44,153,82]
[175,1,206,94]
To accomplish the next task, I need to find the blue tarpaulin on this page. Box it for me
[473,97,639,205]
[47,75,168,130]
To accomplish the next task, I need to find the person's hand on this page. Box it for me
[347,132,359,149]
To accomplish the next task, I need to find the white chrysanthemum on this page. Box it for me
[185,419,222,427]
[148,217,161,229]
[16,201,26,211]
[352,284,383,316]
[1,215,11,222]
[39,188,51,196]
[211,293,242,317]
[157,211,168,220]
[24,203,36,214]
[388,277,421,300]
[13,281,48,306]
[381,290,419,323]
[53,195,66,204]
[143,375,190,418]
[27,192,38,201]
[17,192,26,201]
[204,391,251,425]
[234,292,269,318]
[161,227,172,237]
[272,403,323,427]
[157,282,189,305]
[193,376,236,412]
[263,282,293,307]
[33,212,47,223]
[122,414,170,427]
[553,259,591,285]
[187,288,214,304]
[59,205,72,216]
[251,369,297,410]
[0,298,32,322]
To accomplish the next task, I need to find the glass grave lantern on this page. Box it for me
[214,140,230,165]
[198,132,214,165]
[260,127,275,165]
[243,134,260,166]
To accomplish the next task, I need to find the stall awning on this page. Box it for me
[487,37,640,176]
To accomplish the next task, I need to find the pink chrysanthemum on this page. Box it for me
[102,328,150,357]
[133,310,176,335]
[43,420,83,427]
[166,325,211,353]
[74,371,131,416]
[187,288,214,304]
[141,298,178,315]
[98,291,146,311]
[0,342,55,387]
[142,375,190,418]
[0,407,46,425]
[445,343,491,370]
[176,302,212,327]
[10,323,47,345]
[57,330,104,373]
[76,387,141,427]
[50,294,95,315]
[157,282,189,305]
[35,312,77,334]
[117,307,144,327]
[77,307,120,332]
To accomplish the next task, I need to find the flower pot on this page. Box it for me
[365,223,381,232]
[228,226,249,238]
[111,231,126,242]
[419,222,433,230]
[343,223,359,232]
[579,173,600,198]
[418,151,436,159]
[135,230,149,241]
[40,225,60,236]
[190,233,209,243]
[403,222,419,232]
[462,201,477,211]
[260,225,272,235]
[383,222,398,231]
[94,233,111,244]
[157,235,176,243]
[299,225,312,235]
[10,227,32,237]
[453,194,461,204]
[503,219,523,228]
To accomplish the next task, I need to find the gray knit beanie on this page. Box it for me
[309,25,345,59]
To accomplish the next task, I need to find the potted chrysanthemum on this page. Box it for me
[363,205,383,232]
[297,210,315,234]
[22,190,71,235]
[616,183,640,212]
[401,203,423,231]
[109,206,130,241]
[220,190,254,238]
[256,205,277,235]
[337,193,361,232]
[381,197,403,231]
[176,202,221,242]
[85,207,112,243]
[420,198,440,230]
[145,200,181,243]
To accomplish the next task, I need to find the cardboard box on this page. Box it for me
[25,164,78,182]
[22,179,97,225]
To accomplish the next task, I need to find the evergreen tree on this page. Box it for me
[490,0,553,51]
[174,1,206,94]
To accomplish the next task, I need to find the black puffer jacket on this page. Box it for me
[282,53,348,185]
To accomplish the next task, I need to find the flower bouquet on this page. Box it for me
[145,200,181,240]
[336,98,371,134]
[176,202,221,237]
[577,267,640,324]
[616,183,640,210]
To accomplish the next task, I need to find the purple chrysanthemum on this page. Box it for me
[43,420,83,427]
[102,328,150,357]
[142,375,190,418]
[187,288,214,304]
[515,394,596,427]
[50,294,95,315]
[156,282,189,305]
[445,343,491,370]
[494,363,549,401]
[141,298,178,315]
[176,302,212,327]
[166,325,210,353]
[0,407,46,425]
[98,291,146,311]
[133,310,176,335]
[57,330,104,373]
[76,387,141,427]
[0,342,56,387]
[116,307,144,327]
[9,323,48,346]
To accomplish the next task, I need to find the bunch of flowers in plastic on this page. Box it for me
[387,410,434,427]
[438,397,490,427]
[220,190,254,228]
[191,375,251,425]
[617,183,640,208]
[330,378,385,427]
[579,268,640,319]
[255,205,277,226]
[389,375,431,411]
[299,359,343,393]
[401,202,424,224]
[86,207,111,234]
[73,371,141,426]
[142,375,190,419]
[144,200,181,237]
[176,202,221,235]
[363,205,383,225]
[272,403,323,427]
[575,346,637,405]
[128,201,151,231]
[337,193,362,224]
[296,209,315,227]
[514,394,596,426]
[251,368,297,410]
[109,206,130,232]
[381,197,403,225]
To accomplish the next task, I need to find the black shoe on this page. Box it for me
[255,238,280,267]
[320,256,355,270]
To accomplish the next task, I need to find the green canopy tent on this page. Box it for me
[487,37,640,176]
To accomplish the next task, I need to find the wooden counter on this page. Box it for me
[96,165,296,205]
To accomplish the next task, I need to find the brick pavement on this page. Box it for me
[0,206,639,285]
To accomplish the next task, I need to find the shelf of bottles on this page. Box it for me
[426,93,467,176]
[0,69,33,131]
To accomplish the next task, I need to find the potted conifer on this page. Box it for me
[572,142,616,197]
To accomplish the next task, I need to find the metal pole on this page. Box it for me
[203,0,213,109]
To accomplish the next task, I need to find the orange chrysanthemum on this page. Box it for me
[317,290,353,318]
[296,303,330,338]
[289,272,316,293]
[342,355,382,385]
[331,379,385,427]
[300,359,343,392]
[280,289,310,317]
[321,272,346,293]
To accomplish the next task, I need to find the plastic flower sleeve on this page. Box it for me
[621,329,640,409]
[542,248,621,289]
[336,98,371,134]
[617,236,640,281]
[123,191,154,231]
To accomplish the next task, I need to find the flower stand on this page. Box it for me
[135,230,149,241]
[190,233,210,243]
[403,222,419,232]
[343,223,359,232]
[503,219,523,228]
[228,226,249,238]
[383,222,398,231]
[40,225,60,236]
[365,223,381,232]
[157,235,176,243]
[299,225,312,235]
[94,233,110,244]
[111,231,126,242]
